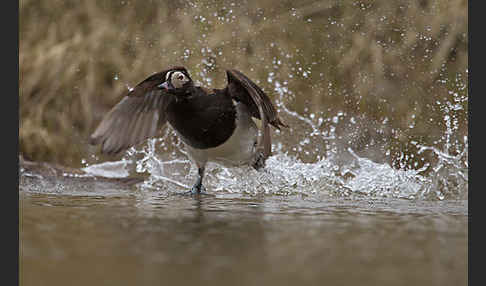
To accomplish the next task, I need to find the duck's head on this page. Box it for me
[157,67,194,94]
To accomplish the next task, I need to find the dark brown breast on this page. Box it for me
[166,88,236,149]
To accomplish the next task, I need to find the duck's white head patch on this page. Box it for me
[169,71,190,88]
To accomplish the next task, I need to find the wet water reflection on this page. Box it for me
[20,179,467,286]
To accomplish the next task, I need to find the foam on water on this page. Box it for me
[81,130,466,201]
[82,159,131,178]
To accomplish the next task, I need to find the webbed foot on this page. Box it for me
[190,183,207,195]
[181,167,210,196]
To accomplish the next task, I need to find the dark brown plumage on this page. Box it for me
[90,66,287,193]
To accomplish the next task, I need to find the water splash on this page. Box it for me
[340,148,433,199]
[81,72,467,201]
[82,159,131,178]
[83,113,466,201]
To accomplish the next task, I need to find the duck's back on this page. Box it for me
[166,88,236,149]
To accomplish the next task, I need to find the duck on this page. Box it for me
[89,66,287,194]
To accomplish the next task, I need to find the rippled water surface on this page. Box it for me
[20,156,467,286]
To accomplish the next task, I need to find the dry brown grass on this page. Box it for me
[19,0,468,167]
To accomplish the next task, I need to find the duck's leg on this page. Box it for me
[190,166,206,194]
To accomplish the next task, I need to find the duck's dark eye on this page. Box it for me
[178,75,184,80]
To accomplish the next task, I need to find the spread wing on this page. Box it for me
[226,69,287,158]
[89,68,177,155]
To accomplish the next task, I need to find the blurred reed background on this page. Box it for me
[19,0,467,168]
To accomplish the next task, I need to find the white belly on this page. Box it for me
[177,103,259,168]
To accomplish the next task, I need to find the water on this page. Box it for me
[19,170,467,286]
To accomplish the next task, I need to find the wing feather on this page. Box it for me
[90,70,175,155]
[226,69,287,158]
